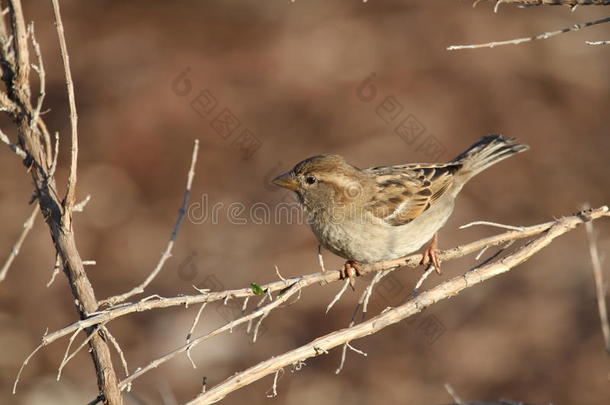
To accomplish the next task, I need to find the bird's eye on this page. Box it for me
[305,175,317,185]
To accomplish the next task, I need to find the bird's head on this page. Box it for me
[272,154,370,213]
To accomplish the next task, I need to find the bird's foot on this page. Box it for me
[340,260,362,291]
[419,233,441,274]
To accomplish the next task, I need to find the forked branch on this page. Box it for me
[187,206,609,404]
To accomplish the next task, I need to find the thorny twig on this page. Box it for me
[472,0,610,8]
[100,139,200,306]
[186,206,609,404]
[30,208,606,349]
[448,16,610,50]
[116,282,303,391]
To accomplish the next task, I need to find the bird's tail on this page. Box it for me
[453,135,529,180]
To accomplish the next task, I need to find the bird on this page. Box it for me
[272,135,529,286]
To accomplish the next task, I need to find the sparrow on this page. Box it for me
[272,135,528,284]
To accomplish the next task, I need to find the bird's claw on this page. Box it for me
[419,233,441,274]
[340,260,362,291]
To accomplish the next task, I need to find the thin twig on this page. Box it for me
[274,265,286,282]
[51,0,79,223]
[186,207,610,404]
[317,244,327,272]
[49,131,59,177]
[13,340,44,394]
[460,220,524,231]
[0,205,38,282]
[326,279,351,314]
[0,128,27,159]
[584,211,610,352]
[104,327,130,380]
[346,342,367,357]
[4,1,122,402]
[444,383,464,404]
[100,139,200,306]
[8,0,29,100]
[73,194,91,212]
[252,311,269,342]
[116,282,302,391]
[46,254,61,287]
[360,270,390,314]
[448,16,610,50]
[586,40,610,45]
[186,302,207,342]
[265,368,283,398]
[186,345,198,370]
[57,323,106,381]
[475,245,490,260]
[36,207,609,349]
[412,265,437,296]
[474,0,610,6]
[28,22,45,132]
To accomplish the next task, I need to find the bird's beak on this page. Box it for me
[272,171,299,191]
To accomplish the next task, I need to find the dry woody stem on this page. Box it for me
[188,207,609,404]
[99,139,200,306]
[584,213,610,352]
[448,16,610,50]
[1,1,123,403]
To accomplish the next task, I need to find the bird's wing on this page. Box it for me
[364,163,462,226]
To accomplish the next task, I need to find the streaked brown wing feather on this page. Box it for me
[365,163,461,226]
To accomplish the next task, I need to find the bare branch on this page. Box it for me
[412,265,437,295]
[7,0,29,101]
[460,220,524,231]
[73,194,91,212]
[51,0,79,223]
[318,244,327,273]
[0,128,27,159]
[474,0,610,6]
[1,1,124,402]
[325,279,351,314]
[586,40,610,45]
[0,205,38,282]
[100,139,200,306]
[49,131,59,177]
[584,208,610,352]
[46,254,61,287]
[28,22,45,131]
[186,302,207,342]
[360,270,390,314]
[56,327,85,381]
[274,265,286,282]
[57,323,106,381]
[187,206,609,404]
[38,208,606,347]
[13,335,44,394]
[117,282,303,391]
[104,327,130,380]
[448,16,610,50]
[444,383,464,404]
[265,369,284,398]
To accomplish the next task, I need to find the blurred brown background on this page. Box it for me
[1,1,609,404]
